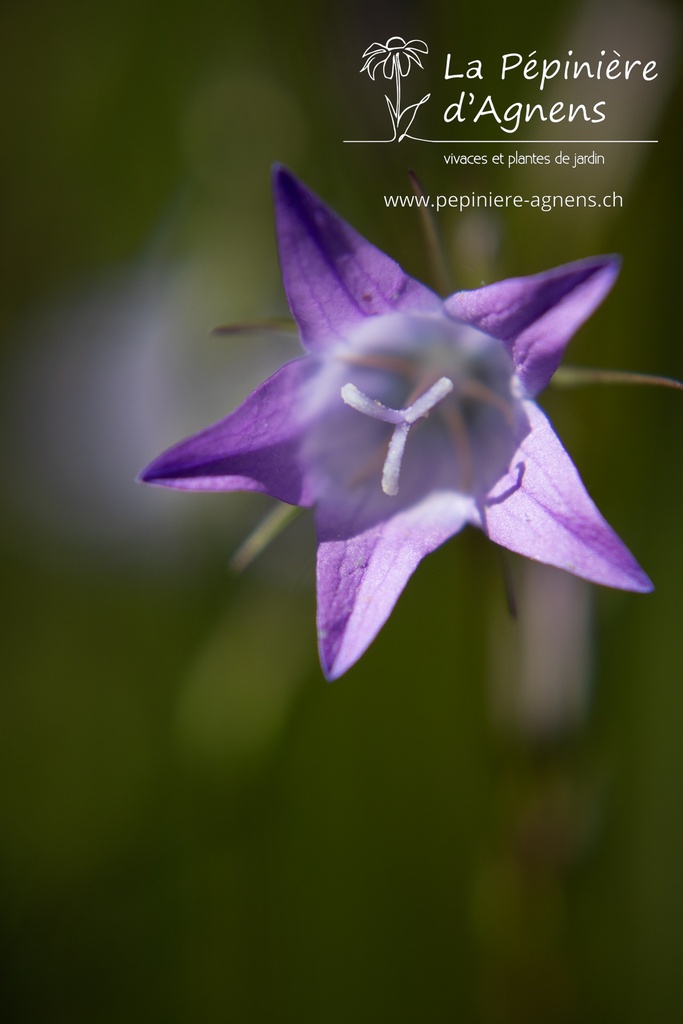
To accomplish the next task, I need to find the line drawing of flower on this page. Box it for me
[360,37,430,141]
[140,168,653,680]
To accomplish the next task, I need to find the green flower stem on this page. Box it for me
[408,169,453,296]
[231,502,302,572]
[552,366,683,391]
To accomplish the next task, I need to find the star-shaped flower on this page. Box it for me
[140,167,652,679]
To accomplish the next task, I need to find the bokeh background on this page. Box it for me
[1,1,682,1021]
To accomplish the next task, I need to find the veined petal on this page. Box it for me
[273,167,442,351]
[444,256,621,396]
[481,401,652,592]
[362,41,387,57]
[360,53,389,78]
[405,39,429,53]
[395,52,412,77]
[316,492,471,679]
[139,357,318,506]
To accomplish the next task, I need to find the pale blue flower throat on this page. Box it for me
[341,376,454,496]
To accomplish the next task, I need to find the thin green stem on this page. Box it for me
[211,318,296,337]
[230,503,302,572]
[552,365,683,391]
[408,169,453,296]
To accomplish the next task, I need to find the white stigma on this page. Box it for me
[341,376,453,496]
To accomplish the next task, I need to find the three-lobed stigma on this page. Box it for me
[341,376,454,495]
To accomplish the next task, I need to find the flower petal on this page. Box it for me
[444,256,621,396]
[396,52,414,77]
[405,52,425,71]
[362,41,387,58]
[405,39,429,53]
[481,401,652,592]
[360,53,388,78]
[273,167,442,351]
[139,358,318,506]
[315,492,471,679]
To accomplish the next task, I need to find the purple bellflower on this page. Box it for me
[140,167,652,680]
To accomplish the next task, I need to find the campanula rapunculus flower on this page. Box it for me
[140,168,652,679]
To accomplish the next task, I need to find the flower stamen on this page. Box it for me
[339,352,418,380]
[458,377,516,425]
[440,401,474,492]
[341,376,453,495]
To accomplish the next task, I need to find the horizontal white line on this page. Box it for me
[344,139,658,144]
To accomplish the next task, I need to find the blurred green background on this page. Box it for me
[1,1,682,1021]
